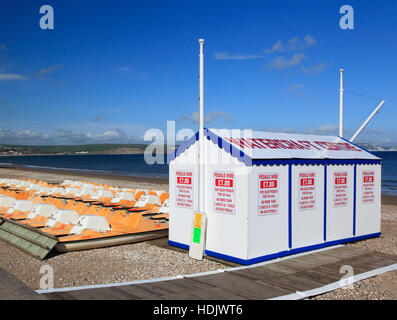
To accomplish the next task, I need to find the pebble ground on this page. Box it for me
[0,240,227,290]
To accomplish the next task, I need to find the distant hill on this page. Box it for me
[0,142,394,156]
[0,144,178,155]
[357,143,397,152]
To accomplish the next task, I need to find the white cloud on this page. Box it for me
[93,114,105,122]
[0,73,29,81]
[0,104,16,114]
[304,35,316,47]
[114,66,132,72]
[269,53,305,70]
[265,35,316,54]
[177,111,234,124]
[302,63,326,75]
[290,84,304,91]
[289,84,305,98]
[257,124,395,146]
[264,40,283,54]
[213,52,264,61]
[0,124,394,147]
[259,124,339,136]
[302,124,339,135]
[0,129,51,144]
[56,129,130,144]
[33,64,63,76]
[0,128,142,145]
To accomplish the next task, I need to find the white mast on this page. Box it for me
[339,69,344,137]
[188,39,207,261]
[350,100,385,142]
[198,39,205,213]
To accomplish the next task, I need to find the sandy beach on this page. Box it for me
[0,167,396,299]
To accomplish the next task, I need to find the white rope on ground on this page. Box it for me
[36,274,185,294]
[270,263,397,300]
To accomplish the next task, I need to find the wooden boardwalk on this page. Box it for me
[41,246,397,300]
[0,268,42,300]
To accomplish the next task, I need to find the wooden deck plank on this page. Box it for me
[336,257,379,274]
[162,291,207,300]
[64,286,138,300]
[0,268,43,300]
[115,285,164,300]
[278,258,325,270]
[319,246,369,259]
[371,251,397,262]
[229,269,324,292]
[315,260,368,276]
[132,279,213,298]
[188,272,290,299]
[42,246,397,300]
[227,267,287,281]
[154,277,214,292]
[341,253,397,272]
[42,291,77,300]
[287,253,342,266]
[133,282,179,297]
[167,287,247,300]
[294,263,351,284]
[264,259,316,274]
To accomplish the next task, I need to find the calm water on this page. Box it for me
[0,152,396,194]
[373,151,397,196]
[0,154,169,179]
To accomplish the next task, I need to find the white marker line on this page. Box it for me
[269,263,397,300]
[36,244,343,294]
[36,275,184,294]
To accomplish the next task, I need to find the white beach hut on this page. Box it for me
[168,128,382,265]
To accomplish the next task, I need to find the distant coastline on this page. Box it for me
[358,143,397,152]
[0,142,395,156]
[0,159,169,183]
[0,152,147,156]
[0,143,177,156]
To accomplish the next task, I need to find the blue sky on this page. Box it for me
[0,0,396,145]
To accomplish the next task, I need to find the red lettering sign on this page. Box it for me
[213,171,235,215]
[223,137,363,152]
[333,171,348,208]
[175,171,193,209]
[335,177,347,185]
[298,172,316,211]
[215,178,234,188]
[300,178,314,186]
[258,173,279,216]
[362,171,375,204]
[260,180,278,189]
[177,177,192,185]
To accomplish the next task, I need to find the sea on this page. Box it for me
[0,154,169,179]
[375,151,397,196]
[0,151,396,195]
